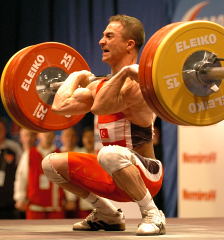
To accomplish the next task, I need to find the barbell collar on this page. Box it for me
[199,66,224,81]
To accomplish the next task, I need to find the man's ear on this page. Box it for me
[127,39,136,51]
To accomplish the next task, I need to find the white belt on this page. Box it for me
[29,204,62,212]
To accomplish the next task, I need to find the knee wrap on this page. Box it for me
[42,153,68,185]
[97,145,135,175]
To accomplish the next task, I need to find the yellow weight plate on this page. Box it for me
[152,20,224,126]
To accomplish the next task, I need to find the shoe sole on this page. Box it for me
[73,223,126,231]
[136,225,166,236]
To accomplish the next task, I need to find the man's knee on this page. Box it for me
[42,153,68,184]
[97,145,134,175]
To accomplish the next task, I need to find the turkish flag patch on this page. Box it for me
[100,128,109,139]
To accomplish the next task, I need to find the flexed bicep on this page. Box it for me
[51,71,96,115]
[52,87,94,115]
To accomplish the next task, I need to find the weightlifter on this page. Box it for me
[42,14,165,236]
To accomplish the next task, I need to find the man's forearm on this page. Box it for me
[56,72,84,99]
[91,67,128,114]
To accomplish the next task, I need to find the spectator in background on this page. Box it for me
[0,118,22,219]
[19,128,37,151]
[80,127,95,154]
[14,131,74,219]
[14,128,37,217]
[60,127,83,152]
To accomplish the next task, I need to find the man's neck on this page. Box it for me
[110,54,137,75]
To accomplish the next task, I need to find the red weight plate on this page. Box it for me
[139,22,184,125]
[140,23,183,125]
[139,24,178,123]
[144,23,183,125]
[8,45,50,131]
[4,46,47,131]
[1,45,44,131]
[11,42,90,131]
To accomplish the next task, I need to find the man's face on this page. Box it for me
[19,128,37,147]
[99,21,128,65]
[37,132,55,147]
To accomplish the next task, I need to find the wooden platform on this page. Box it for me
[0,218,223,240]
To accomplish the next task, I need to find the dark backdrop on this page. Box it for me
[0,0,177,74]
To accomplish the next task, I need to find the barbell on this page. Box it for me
[1,20,224,131]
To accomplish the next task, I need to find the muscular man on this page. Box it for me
[42,15,165,235]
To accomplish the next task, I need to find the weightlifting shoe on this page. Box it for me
[73,208,125,231]
[136,208,166,236]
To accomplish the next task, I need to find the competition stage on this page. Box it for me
[0,217,224,240]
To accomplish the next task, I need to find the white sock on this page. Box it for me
[85,193,118,215]
[136,189,157,214]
